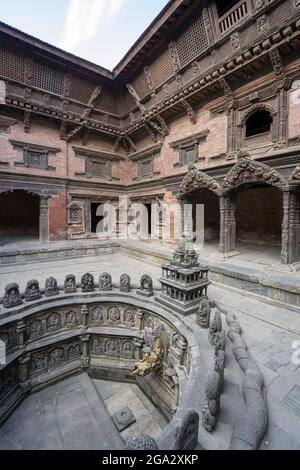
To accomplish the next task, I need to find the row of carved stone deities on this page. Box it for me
[1,273,154,309]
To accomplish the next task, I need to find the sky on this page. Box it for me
[0,0,169,70]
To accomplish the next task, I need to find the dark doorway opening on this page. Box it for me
[145,204,152,236]
[90,202,104,234]
[0,190,40,244]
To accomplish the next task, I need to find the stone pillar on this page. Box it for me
[80,334,90,369]
[16,321,26,349]
[281,190,300,265]
[178,336,188,368]
[39,196,49,243]
[81,305,89,330]
[218,195,237,258]
[18,354,31,393]
[136,309,144,331]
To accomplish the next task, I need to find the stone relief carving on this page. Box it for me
[24,280,41,301]
[122,341,135,359]
[124,308,135,326]
[107,306,121,323]
[125,434,158,450]
[81,273,95,292]
[231,33,240,51]
[65,310,78,328]
[222,155,287,192]
[68,202,83,225]
[68,344,81,360]
[30,355,45,374]
[47,313,61,332]
[179,164,222,197]
[90,306,104,323]
[64,275,77,294]
[3,283,22,309]
[196,298,211,329]
[48,349,64,369]
[120,274,131,293]
[104,339,119,357]
[45,277,58,297]
[99,273,112,291]
[91,337,102,355]
[28,320,43,339]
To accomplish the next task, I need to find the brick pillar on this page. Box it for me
[39,196,49,243]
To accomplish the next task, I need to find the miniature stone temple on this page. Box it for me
[157,239,210,316]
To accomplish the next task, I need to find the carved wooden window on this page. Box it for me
[245,110,273,138]
[33,57,64,95]
[69,74,95,104]
[0,40,25,82]
[86,158,112,180]
[140,159,153,178]
[175,14,209,67]
[11,140,58,170]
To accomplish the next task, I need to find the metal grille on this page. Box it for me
[95,87,119,115]
[132,72,150,99]
[0,40,25,82]
[150,48,174,89]
[33,57,64,95]
[176,14,209,68]
[69,74,96,104]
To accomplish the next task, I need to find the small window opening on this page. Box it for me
[245,110,273,138]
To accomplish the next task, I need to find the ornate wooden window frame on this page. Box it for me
[129,144,162,181]
[170,130,209,168]
[10,139,59,171]
[73,146,123,181]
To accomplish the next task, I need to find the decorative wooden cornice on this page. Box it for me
[72,146,125,161]
[128,144,163,162]
[170,130,209,149]
[9,139,61,153]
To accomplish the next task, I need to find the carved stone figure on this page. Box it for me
[65,310,78,328]
[81,273,94,292]
[105,339,119,357]
[196,298,211,329]
[24,280,41,301]
[125,434,158,450]
[124,308,135,325]
[29,320,43,339]
[208,311,222,346]
[131,337,164,377]
[68,202,82,225]
[30,356,45,373]
[64,274,77,293]
[137,274,153,297]
[91,337,102,355]
[120,274,131,293]
[47,313,61,331]
[215,329,226,356]
[68,344,81,360]
[202,370,222,433]
[99,273,112,291]
[3,283,22,308]
[48,349,64,369]
[45,277,58,297]
[90,306,104,323]
[107,306,120,322]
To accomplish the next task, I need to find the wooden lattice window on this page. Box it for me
[150,48,174,89]
[33,57,64,95]
[0,40,25,82]
[132,72,150,99]
[69,74,95,104]
[175,14,209,67]
[95,87,119,115]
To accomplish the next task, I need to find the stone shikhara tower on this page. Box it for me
[157,239,210,316]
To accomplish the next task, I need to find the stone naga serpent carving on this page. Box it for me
[226,313,268,450]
